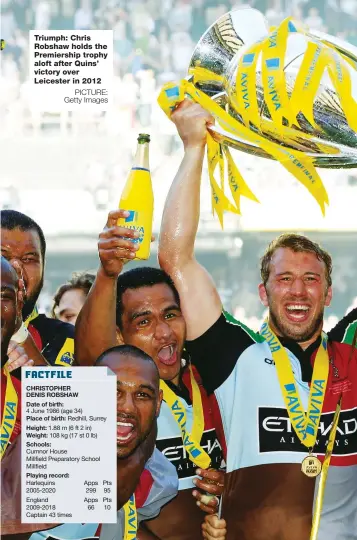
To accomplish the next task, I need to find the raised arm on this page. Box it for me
[158,100,222,340]
[75,210,139,366]
[8,265,47,367]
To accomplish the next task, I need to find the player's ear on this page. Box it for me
[156,389,163,417]
[258,282,269,307]
[116,327,124,345]
[324,286,332,307]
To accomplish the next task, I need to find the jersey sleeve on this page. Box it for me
[99,511,124,540]
[28,524,101,540]
[31,317,76,367]
[137,448,178,522]
[328,307,357,347]
[185,311,263,394]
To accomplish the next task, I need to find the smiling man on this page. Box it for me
[97,344,178,540]
[158,99,357,540]
[1,256,28,457]
[1,210,75,373]
[1,255,57,538]
[96,345,172,504]
[259,243,331,342]
[1,344,178,540]
[97,345,161,467]
[76,210,226,540]
[114,268,226,539]
[115,269,184,385]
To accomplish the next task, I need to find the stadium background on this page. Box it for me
[1,0,357,329]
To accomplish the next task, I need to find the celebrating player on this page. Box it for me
[76,212,226,539]
[97,344,178,538]
[1,210,75,373]
[157,99,357,540]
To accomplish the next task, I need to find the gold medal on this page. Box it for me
[301,454,322,478]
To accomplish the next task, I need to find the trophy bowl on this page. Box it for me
[188,7,357,168]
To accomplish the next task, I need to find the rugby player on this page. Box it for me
[76,212,226,540]
[1,210,75,373]
[158,99,357,540]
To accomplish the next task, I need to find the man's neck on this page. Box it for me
[296,336,321,351]
[117,445,147,509]
[268,319,323,351]
[117,445,145,470]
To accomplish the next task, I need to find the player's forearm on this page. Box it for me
[159,146,205,272]
[75,266,117,366]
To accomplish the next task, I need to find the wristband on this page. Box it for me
[12,323,29,344]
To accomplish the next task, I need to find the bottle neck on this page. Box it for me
[133,142,150,170]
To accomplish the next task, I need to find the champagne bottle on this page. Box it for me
[118,134,153,260]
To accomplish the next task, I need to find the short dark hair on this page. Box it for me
[260,233,333,287]
[51,272,95,318]
[116,267,180,330]
[95,344,159,380]
[1,210,46,261]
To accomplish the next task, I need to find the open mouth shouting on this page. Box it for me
[117,418,137,445]
[157,343,178,366]
[285,303,311,323]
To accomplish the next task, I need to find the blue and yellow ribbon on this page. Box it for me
[0,366,19,459]
[160,365,211,470]
[123,494,137,539]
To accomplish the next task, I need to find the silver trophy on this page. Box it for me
[188,7,357,168]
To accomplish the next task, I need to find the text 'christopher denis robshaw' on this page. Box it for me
[22,367,117,523]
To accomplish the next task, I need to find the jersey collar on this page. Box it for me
[24,305,39,327]
[279,334,322,383]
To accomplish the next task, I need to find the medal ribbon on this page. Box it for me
[260,320,329,447]
[160,365,211,469]
[310,397,341,540]
[0,366,19,459]
[123,494,137,540]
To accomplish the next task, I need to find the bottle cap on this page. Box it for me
[138,133,150,143]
